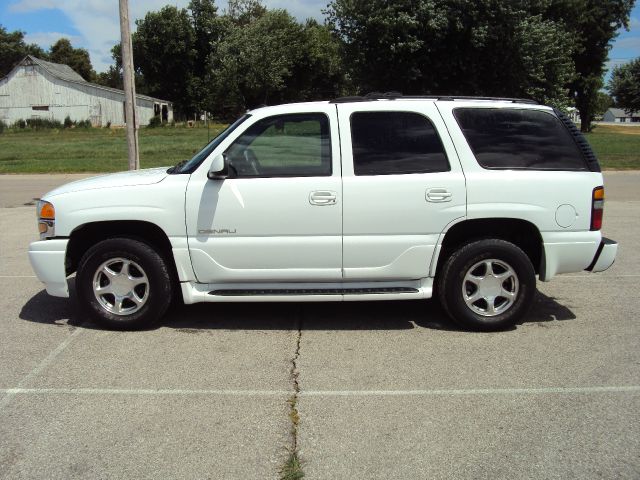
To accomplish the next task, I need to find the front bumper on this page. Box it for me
[28,239,69,297]
[586,237,618,273]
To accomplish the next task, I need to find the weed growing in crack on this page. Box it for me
[280,451,304,480]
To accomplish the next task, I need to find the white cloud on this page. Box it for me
[24,31,82,48]
[8,0,57,13]
[8,0,327,73]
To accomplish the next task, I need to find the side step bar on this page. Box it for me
[209,287,419,296]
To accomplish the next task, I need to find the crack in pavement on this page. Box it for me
[279,309,304,479]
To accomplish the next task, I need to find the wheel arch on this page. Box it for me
[66,220,176,279]
[433,218,543,276]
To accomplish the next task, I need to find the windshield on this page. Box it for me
[169,114,251,174]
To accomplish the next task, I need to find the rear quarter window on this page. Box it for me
[453,108,589,171]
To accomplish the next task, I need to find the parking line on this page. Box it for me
[0,327,83,412]
[301,386,640,396]
[0,388,290,396]
[0,386,638,397]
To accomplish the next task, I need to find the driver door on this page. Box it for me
[185,105,343,283]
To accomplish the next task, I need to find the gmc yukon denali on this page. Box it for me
[29,94,618,331]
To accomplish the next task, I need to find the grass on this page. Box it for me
[584,124,640,170]
[0,123,638,173]
[0,125,226,173]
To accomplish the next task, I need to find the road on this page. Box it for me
[0,172,638,479]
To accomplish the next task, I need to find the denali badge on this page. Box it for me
[198,228,237,235]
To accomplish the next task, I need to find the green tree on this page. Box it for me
[94,65,123,89]
[188,0,231,113]
[226,0,267,26]
[49,38,96,81]
[132,6,198,116]
[548,0,634,131]
[207,9,305,116]
[325,1,575,107]
[594,91,615,116]
[0,25,46,77]
[287,20,348,101]
[608,58,640,113]
[97,43,148,93]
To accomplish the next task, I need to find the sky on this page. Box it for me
[1,0,639,79]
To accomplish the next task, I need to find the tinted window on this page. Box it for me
[225,113,331,177]
[351,111,449,175]
[454,108,588,170]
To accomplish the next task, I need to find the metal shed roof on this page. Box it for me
[18,55,172,105]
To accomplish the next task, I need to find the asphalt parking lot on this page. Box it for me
[0,172,638,479]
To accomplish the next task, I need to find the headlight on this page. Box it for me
[37,200,55,239]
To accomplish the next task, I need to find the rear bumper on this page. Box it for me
[585,237,618,273]
[28,239,69,297]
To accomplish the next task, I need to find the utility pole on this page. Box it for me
[119,0,139,170]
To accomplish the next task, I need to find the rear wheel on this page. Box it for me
[76,238,172,330]
[438,239,535,331]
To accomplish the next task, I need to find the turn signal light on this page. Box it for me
[39,201,55,219]
[591,186,604,231]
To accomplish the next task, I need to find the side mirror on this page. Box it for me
[207,154,227,180]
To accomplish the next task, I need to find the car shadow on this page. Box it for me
[19,282,576,333]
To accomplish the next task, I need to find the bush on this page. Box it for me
[15,119,26,129]
[26,118,63,130]
[105,121,111,129]
[0,120,6,134]
[148,115,162,128]
[63,116,74,128]
[76,119,92,128]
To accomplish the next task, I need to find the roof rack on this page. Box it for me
[330,92,538,104]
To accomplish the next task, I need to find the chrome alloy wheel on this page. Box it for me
[92,258,149,316]
[462,259,519,317]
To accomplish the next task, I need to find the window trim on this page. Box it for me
[225,112,333,179]
[349,110,451,176]
[452,107,590,172]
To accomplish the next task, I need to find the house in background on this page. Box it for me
[0,56,173,127]
[603,107,640,123]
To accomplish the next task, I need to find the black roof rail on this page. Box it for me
[330,92,538,104]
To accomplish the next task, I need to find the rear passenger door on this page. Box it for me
[338,102,466,280]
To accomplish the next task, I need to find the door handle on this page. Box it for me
[309,191,337,206]
[426,188,452,203]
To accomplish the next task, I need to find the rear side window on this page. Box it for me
[351,111,449,175]
[454,108,588,171]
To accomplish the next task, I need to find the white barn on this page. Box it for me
[0,56,173,127]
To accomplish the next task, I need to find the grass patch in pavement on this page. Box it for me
[0,123,638,173]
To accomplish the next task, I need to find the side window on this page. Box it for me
[453,108,588,170]
[350,111,449,176]
[225,113,331,177]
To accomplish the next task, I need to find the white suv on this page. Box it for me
[29,95,618,331]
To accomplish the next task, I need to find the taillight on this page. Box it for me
[591,186,604,231]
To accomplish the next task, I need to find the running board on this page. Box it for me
[179,279,434,304]
[209,287,419,296]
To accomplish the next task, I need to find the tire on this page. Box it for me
[437,239,535,331]
[76,238,173,330]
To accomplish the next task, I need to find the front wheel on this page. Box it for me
[438,239,536,331]
[76,238,173,330]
